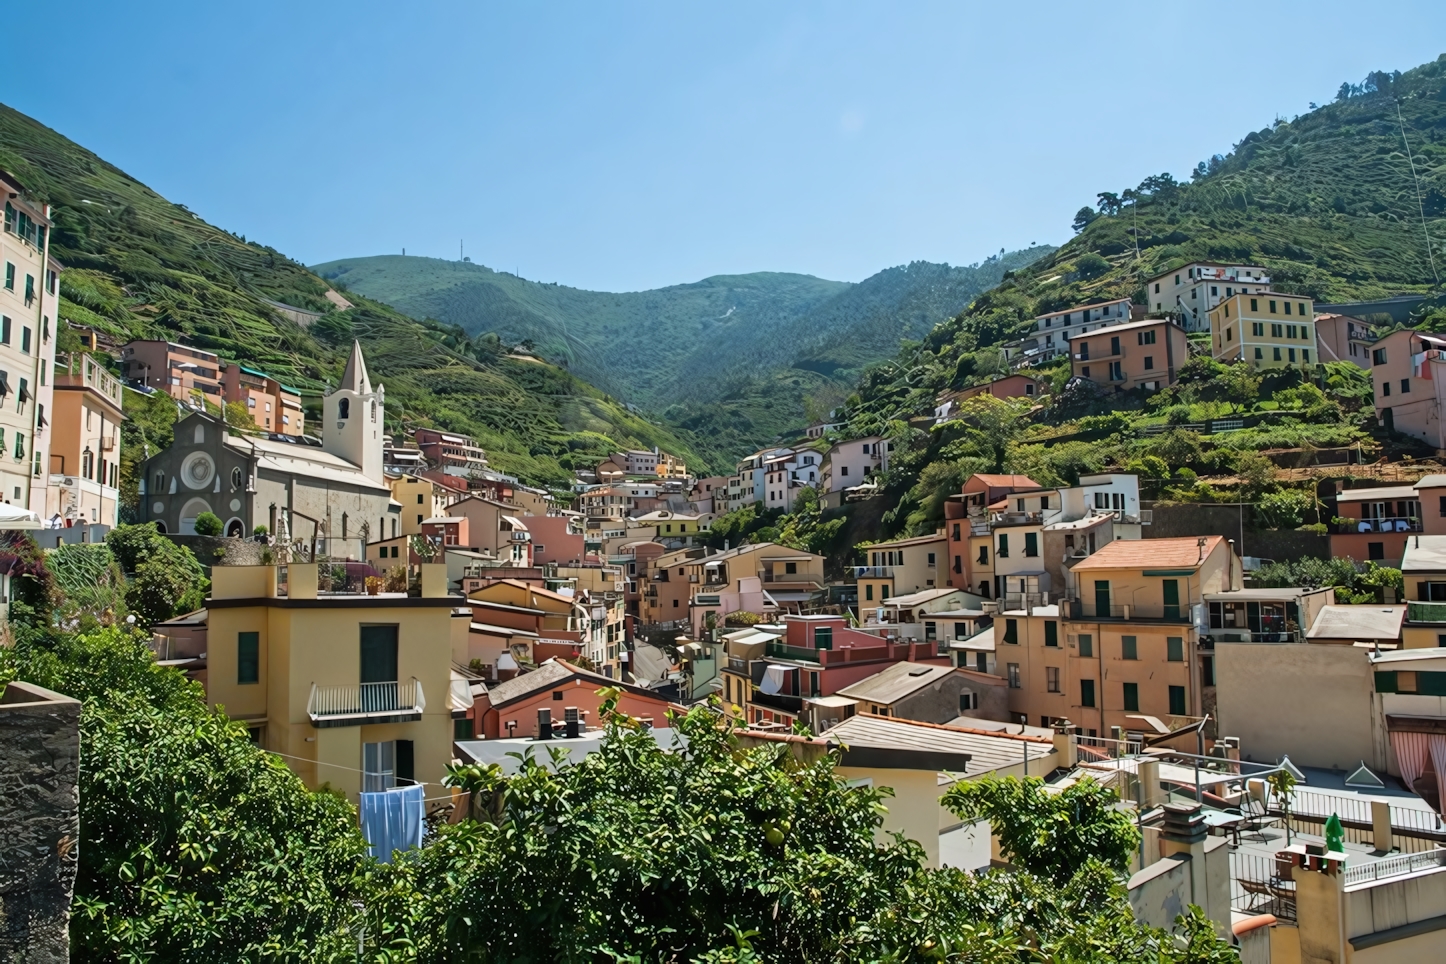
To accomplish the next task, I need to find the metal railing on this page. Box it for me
[1335,517,1422,534]
[1343,849,1446,886]
[1230,850,1297,922]
[850,566,896,578]
[307,678,425,722]
[1211,630,1300,643]
[1066,600,1193,623]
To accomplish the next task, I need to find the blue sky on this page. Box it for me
[8,2,1445,291]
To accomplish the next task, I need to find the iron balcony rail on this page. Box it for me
[307,678,425,727]
[850,566,896,578]
[1066,600,1193,623]
[1210,630,1300,643]
[1335,517,1422,534]
[1343,849,1446,886]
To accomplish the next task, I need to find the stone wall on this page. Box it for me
[1143,502,1329,563]
[0,681,81,963]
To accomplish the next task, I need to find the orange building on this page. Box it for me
[1069,318,1189,392]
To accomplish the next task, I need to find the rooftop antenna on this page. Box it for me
[1395,98,1440,287]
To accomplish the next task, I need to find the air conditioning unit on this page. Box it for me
[59,477,76,488]
[101,437,115,451]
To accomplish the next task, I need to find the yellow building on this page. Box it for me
[205,562,466,802]
[855,530,947,606]
[389,474,453,535]
[1209,291,1317,370]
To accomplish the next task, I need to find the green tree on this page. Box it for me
[105,524,209,627]
[0,627,371,960]
[193,511,224,536]
[951,395,1032,472]
[223,400,257,432]
[941,775,1141,886]
[1074,252,1110,279]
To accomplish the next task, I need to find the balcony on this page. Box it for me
[850,566,895,579]
[751,690,803,714]
[1407,601,1446,624]
[1066,600,1193,623]
[307,678,425,727]
[693,593,722,607]
[1209,630,1299,643]
[1333,517,1422,535]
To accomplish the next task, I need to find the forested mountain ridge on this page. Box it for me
[314,246,1053,463]
[0,102,712,489]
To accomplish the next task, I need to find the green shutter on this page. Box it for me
[1044,621,1058,647]
[1169,686,1186,716]
[237,631,259,684]
[1374,671,1397,693]
[1123,682,1139,711]
[1122,636,1137,660]
[1004,619,1018,645]
[1078,633,1093,657]
[1080,679,1095,707]
[1167,637,1183,662]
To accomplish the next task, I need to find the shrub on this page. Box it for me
[193,511,223,536]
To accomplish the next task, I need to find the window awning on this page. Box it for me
[0,371,9,397]
[759,664,794,695]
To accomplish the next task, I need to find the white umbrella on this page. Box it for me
[0,503,43,529]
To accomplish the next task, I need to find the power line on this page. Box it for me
[1395,98,1440,288]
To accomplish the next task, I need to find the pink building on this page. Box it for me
[526,515,587,566]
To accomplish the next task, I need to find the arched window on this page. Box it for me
[370,400,376,422]
[193,423,205,444]
[342,513,348,539]
[155,521,167,534]
[338,398,350,419]
[153,471,164,491]
[81,449,94,480]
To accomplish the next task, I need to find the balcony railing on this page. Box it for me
[850,566,895,578]
[1343,849,1446,886]
[1209,630,1299,643]
[307,678,425,727]
[693,593,721,607]
[1334,517,1422,535]
[1407,601,1446,624]
[750,690,804,714]
[1066,600,1193,623]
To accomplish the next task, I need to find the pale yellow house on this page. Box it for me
[389,474,454,535]
[205,563,467,802]
[1209,291,1317,370]
[856,529,947,606]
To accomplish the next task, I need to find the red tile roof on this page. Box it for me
[967,474,1039,488]
[1070,535,1225,571]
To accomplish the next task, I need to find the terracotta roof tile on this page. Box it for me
[1070,535,1225,571]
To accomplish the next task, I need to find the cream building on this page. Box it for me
[1209,291,1317,370]
[205,562,467,801]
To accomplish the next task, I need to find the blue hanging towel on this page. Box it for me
[359,784,426,862]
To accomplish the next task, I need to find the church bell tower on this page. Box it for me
[323,340,385,484]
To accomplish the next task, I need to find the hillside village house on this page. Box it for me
[993,535,1236,736]
[1143,262,1269,332]
[1208,290,1317,371]
[820,436,889,508]
[414,427,488,479]
[836,661,1009,725]
[1069,318,1188,393]
[1213,599,1396,773]
[121,339,222,402]
[204,561,465,801]
[719,613,951,730]
[1368,327,1446,445]
[686,475,728,514]
[1312,312,1376,369]
[46,354,124,526]
[389,473,454,534]
[762,449,821,512]
[139,341,394,546]
[944,473,1038,592]
[1,171,58,515]
[219,362,304,436]
[686,543,826,635]
[934,375,1043,423]
[856,530,947,606]
[1011,297,1134,366]
[468,659,677,739]
[1327,483,1421,566]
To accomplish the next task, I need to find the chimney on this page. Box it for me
[1138,758,1165,809]
[1052,718,1077,768]
[564,707,581,738]
[1227,539,1237,590]
[536,707,552,740]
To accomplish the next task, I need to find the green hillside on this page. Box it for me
[827,55,1446,540]
[0,102,715,492]
[313,247,1053,463]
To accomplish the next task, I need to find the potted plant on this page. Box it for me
[365,575,383,596]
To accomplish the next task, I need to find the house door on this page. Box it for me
[360,625,399,712]
[1383,407,1394,433]
[1162,580,1180,620]
[1094,581,1111,618]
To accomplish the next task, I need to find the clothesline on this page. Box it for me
[263,749,454,802]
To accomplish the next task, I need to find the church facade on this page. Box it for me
[138,342,398,558]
